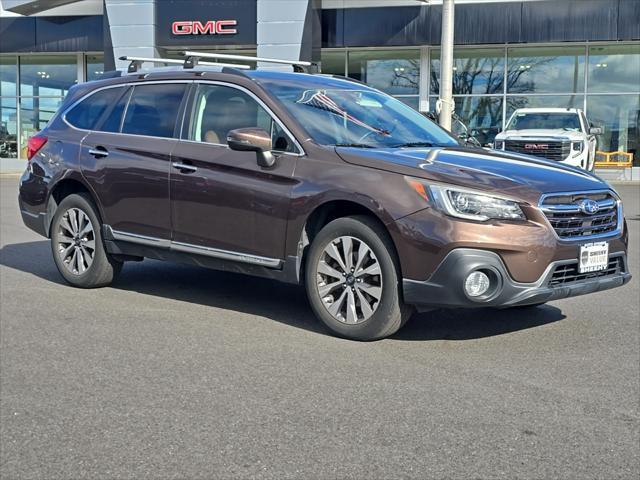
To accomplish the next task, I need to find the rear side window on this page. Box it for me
[99,87,131,133]
[65,87,124,130]
[121,83,187,138]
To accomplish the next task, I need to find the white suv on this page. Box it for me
[493,108,602,171]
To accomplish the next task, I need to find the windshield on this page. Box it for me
[507,112,581,131]
[257,81,458,148]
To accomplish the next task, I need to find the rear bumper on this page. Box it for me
[19,194,49,237]
[403,248,631,311]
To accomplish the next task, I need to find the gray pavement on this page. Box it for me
[1,176,639,480]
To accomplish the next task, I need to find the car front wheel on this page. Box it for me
[305,216,412,341]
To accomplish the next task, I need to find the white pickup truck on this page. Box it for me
[493,108,603,171]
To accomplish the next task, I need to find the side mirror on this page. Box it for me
[589,126,604,135]
[227,128,275,168]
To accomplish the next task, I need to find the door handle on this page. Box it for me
[88,147,109,158]
[172,162,197,173]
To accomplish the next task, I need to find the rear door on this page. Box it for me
[80,82,189,241]
[169,82,301,261]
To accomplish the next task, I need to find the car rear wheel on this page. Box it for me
[50,193,122,288]
[305,216,412,341]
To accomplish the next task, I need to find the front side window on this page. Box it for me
[258,80,458,148]
[65,87,124,130]
[121,83,187,138]
[188,84,297,153]
[506,112,582,131]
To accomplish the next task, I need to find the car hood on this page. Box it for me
[335,146,608,205]
[495,129,584,140]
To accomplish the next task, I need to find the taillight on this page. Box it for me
[27,135,48,160]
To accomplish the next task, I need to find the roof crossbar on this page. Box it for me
[118,56,250,73]
[182,51,313,73]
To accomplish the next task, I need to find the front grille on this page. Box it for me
[505,140,571,161]
[540,191,620,240]
[549,256,624,287]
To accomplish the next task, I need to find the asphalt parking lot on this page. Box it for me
[0,176,638,479]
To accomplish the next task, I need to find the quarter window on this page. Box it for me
[188,84,297,153]
[121,83,187,138]
[98,87,131,133]
[65,87,124,130]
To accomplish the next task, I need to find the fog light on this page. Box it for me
[464,271,491,297]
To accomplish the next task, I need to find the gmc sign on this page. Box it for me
[172,20,238,35]
[156,0,256,47]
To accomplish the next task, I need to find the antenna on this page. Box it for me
[118,56,251,73]
[182,51,313,72]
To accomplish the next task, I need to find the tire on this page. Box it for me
[50,193,122,288]
[305,215,412,341]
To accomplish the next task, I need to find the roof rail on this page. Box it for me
[182,51,313,73]
[118,56,250,73]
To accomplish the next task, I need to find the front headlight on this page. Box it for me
[571,141,584,156]
[494,140,505,150]
[429,184,526,221]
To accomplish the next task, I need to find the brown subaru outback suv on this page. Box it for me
[19,66,631,340]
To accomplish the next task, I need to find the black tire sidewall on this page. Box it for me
[50,194,120,288]
[305,217,405,341]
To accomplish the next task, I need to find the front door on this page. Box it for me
[81,82,188,240]
[170,82,301,261]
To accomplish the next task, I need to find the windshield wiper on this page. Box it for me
[390,142,437,148]
[333,143,376,148]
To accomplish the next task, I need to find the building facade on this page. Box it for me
[1,0,638,170]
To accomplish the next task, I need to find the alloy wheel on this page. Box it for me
[316,236,383,324]
[56,207,96,275]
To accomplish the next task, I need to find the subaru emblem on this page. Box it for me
[578,199,600,215]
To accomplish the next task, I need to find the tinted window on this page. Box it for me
[99,87,131,133]
[122,84,186,138]
[188,84,297,153]
[65,87,124,130]
[507,112,581,131]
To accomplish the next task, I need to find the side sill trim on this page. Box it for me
[107,228,171,249]
[105,226,282,269]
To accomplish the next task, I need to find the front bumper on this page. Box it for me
[403,248,631,310]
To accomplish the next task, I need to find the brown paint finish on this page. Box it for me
[170,141,297,259]
[80,131,177,239]
[18,68,631,310]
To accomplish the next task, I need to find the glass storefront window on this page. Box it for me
[431,48,505,95]
[1,97,18,159]
[454,96,504,146]
[321,50,346,76]
[507,46,585,94]
[506,95,584,119]
[347,49,419,95]
[1,56,18,97]
[19,97,63,157]
[587,95,640,166]
[86,54,105,82]
[588,45,640,94]
[20,55,77,97]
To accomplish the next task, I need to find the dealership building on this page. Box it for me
[0,0,638,172]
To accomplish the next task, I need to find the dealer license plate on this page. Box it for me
[579,242,609,273]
